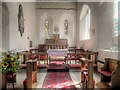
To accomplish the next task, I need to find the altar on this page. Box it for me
[38,34,68,53]
[45,34,68,49]
[47,49,69,72]
[47,49,68,64]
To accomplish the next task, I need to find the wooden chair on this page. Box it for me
[67,53,77,64]
[68,46,76,53]
[99,58,118,82]
[111,61,120,88]
[67,47,78,64]
[19,51,38,69]
[2,72,16,90]
[89,51,98,70]
[80,51,98,70]
[38,53,48,64]
[38,44,47,53]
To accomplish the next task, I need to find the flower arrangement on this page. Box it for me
[1,50,20,74]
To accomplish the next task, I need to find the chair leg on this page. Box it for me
[44,60,45,64]
[12,74,15,90]
[47,59,48,65]
[2,74,7,90]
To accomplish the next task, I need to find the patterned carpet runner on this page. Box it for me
[47,61,69,72]
[42,60,76,89]
[42,72,76,89]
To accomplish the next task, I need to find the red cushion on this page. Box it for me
[29,54,38,59]
[38,55,47,60]
[7,73,16,78]
[100,70,112,76]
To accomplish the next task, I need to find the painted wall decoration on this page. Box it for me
[18,4,24,36]
[64,19,68,34]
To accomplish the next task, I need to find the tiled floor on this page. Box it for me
[5,66,101,89]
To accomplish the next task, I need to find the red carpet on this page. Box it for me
[47,61,69,72]
[42,72,76,89]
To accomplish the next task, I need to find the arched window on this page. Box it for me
[114,0,120,36]
[79,5,90,40]
[45,19,49,34]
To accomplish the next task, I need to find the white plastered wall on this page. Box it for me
[77,2,119,60]
[76,2,98,50]
[6,2,36,51]
[36,2,77,47]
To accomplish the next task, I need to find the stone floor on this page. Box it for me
[2,60,102,89]
[5,67,101,89]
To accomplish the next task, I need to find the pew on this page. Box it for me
[23,59,37,88]
[80,58,95,88]
[67,50,98,66]
[99,58,120,88]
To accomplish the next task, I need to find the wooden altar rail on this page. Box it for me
[38,44,68,53]
[45,44,68,49]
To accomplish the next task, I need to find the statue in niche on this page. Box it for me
[64,19,68,34]
[18,4,24,36]
[54,26,59,33]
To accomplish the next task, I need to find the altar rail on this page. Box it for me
[45,44,68,49]
[38,44,68,53]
